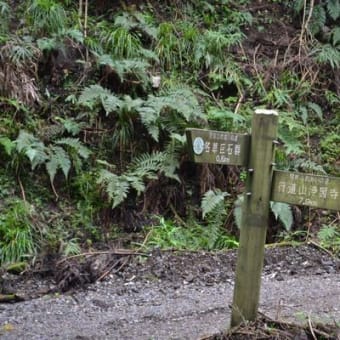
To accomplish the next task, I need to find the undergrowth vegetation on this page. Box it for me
[0,0,339,265]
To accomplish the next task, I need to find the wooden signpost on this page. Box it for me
[185,128,250,166]
[186,109,340,328]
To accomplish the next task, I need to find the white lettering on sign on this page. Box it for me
[216,155,230,163]
[329,188,339,200]
[276,175,338,202]
[204,141,211,153]
[234,144,241,156]
[199,140,243,158]
[208,131,240,142]
[186,128,249,166]
[212,142,219,153]
[227,144,233,155]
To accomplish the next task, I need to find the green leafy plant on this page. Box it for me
[0,1,10,35]
[137,87,205,141]
[270,202,293,231]
[14,131,91,196]
[321,133,340,174]
[202,190,238,250]
[142,216,238,251]
[317,224,340,255]
[201,189,230,219]
[0,199,36,264]
[78,84,205,144]
[233,195,293,231]
[27,0,68,36]
[97,149,180,209]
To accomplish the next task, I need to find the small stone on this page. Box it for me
[274,272,284,281]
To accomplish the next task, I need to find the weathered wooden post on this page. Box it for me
[186,108,339,328]
[230,109,278,327]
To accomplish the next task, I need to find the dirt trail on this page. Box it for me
[0,245,339,339]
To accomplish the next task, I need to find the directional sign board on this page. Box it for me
[271,170,340,211]
[186,128,250,166]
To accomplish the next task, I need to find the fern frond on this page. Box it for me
[55,117,85,136]
[309,4,326,35]
[161,88,204,122]
[97,55,150,83]
[138,87,204,141]
[56,138,91,159]
[307,102,323,120]
[123,174,145,195]
[314,43,340,69]
[201,189,229,219]
[292,158,326,174]
[332,27,340,46]
[233,194,244,229]
[327,0,340,20]
[130,151,166,179]
[270,202,293,231]
[0,136,15,156]
[45,145,71,182]
[78,84,118,111]
[97,169,130,208]
[15,131,47,169]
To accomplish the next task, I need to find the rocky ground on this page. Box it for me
[0,244,339,339]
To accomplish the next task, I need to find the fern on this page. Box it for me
[270,202,293,231]
[56,138,91,159]
[114,11,158,41]
[78,84,119,113]
[97,149,181,208]
[327,0,340,20]
[129,150,180,184]
[317,224,340,254]
[14,131,90,193]
[15,131,47,170]
[55,117,85,136]
[234,196,293,231]
[138,87,204,141]
[233,195,244,229]
[97,169,130,208]
[309,4,326,35]
[201,189,229,219]
[201,190,232,250]
[278,113,305,155]
[332,27,340,46]
[0,136,15,156]
[97,55,151,84]
[313,43,340,69]
[45,145,71,183]
[291,158,327,174]
[0,1,10,33]
[307,102,323,120]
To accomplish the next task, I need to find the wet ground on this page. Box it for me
[0,244,339,339]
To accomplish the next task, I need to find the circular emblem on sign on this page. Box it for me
[193,137,204,155]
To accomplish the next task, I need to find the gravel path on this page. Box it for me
[0,245,339,339]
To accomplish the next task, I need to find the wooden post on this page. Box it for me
[230,109,279,327]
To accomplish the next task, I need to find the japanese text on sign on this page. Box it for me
[186,128,250,166]
[271,170,340,211]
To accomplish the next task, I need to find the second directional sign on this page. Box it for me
[271,170,340,211]
[186,128,250,166]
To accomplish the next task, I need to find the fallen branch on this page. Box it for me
[0,294,25,303]
[97,256,130,282]
[57,249,148,265]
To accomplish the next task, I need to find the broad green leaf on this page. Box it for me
[270,201,293,231]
